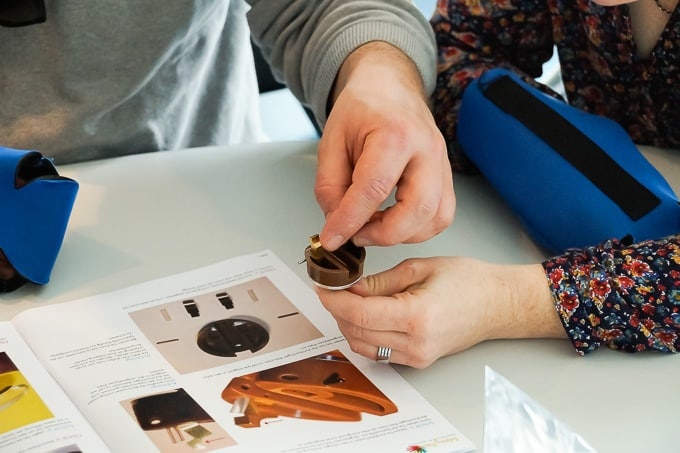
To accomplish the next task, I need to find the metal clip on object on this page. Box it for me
[304,234,365,290]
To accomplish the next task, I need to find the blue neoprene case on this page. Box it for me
[457,68,680,254]
[0,146,78,288]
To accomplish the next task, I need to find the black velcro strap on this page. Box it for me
[482,75,660,220]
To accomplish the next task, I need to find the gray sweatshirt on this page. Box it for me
[0,0,435,164]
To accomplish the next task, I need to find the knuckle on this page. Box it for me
[362,274,388,296]
[342,308,370,329]
[395,258,420,280]
[410,356,435,369]
[357,309,373,330]
[405,313,428,336]
[404,342,437,369]
[347,341,363,356]
[415,199,437,219]
[362,178,393,204]
[313,184,326,201]
[399,347,427,369]
[438,209,454,229]
[344,323,363,339]
[313,181,337,205]
[434,199,455,229]
[371,231,400,247]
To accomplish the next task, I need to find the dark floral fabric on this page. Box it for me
[544,236,680,354]
[432,0,679,172]
[431,0,680,354]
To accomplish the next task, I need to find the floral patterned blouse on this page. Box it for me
[544,236,680,354]
[431,0,680,354]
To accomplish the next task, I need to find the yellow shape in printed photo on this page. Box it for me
[0,370,54,434]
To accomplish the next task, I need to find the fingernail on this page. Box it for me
[350,236,365,247]
[325,235,344,251]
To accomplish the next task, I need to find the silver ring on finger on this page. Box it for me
[376,346,392,363]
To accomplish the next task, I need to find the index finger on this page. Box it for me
[315,130,353,218]
[319,135,409,250]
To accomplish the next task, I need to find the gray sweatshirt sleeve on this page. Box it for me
[245,0,436,128]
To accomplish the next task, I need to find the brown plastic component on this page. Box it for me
[304,234,365,289]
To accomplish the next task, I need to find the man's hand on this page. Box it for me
[316,42,454,251]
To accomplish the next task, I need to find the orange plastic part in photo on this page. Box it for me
[221,350,397,428]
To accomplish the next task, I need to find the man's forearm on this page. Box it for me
[246,0,436,127]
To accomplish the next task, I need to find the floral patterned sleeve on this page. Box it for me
[431,0,557,171]
[542,236,680,355]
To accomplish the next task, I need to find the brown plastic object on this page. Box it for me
[304,234,365,289]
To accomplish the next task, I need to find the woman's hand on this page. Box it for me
[316,256,565,368]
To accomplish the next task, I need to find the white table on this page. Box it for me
[3,140,679,452]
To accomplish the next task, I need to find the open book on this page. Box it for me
[0,250,475,453]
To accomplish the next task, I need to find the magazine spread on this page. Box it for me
[1,250,475,453]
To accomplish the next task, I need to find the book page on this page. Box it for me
[0,322,110,452]
[13,251,474,453]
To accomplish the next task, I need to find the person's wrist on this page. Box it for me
[331,41,425,107]
[486,263,565,340]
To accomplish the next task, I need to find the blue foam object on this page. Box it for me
[458,68,680,253]
[0,146,78,285]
